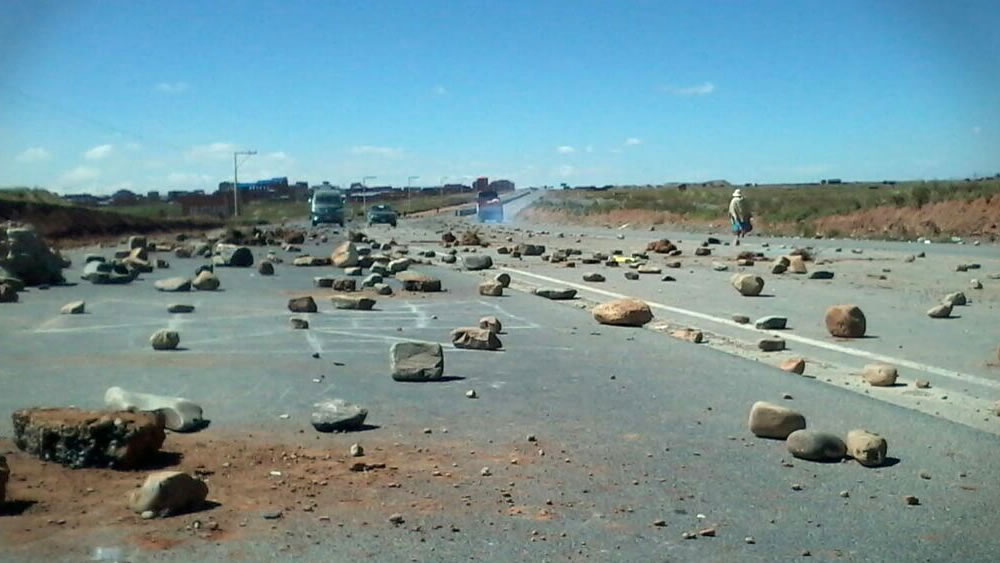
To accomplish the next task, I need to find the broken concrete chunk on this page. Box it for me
[12,407,165,468]
[592,298,653,327]
[288,296,318,313]
[105,386,205,432]
[311,399,368,432]
[128,471,208,517]
[846,429,888,467]
[748,401,806,439]
[825,305,866,338]
[786,430,846,462]
[332,242,359,268]
[60,300,85,314]
[391,342,445,381]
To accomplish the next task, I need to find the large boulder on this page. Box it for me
[463,255,493,271]
[128,471,208,517]
[191,270,220,291]
[534,287,577,300]
[731,274,765,297]
[748,401,806,439]
[332,242,359,268]
[390,342,444,381]
[104,386,205,433]
[0,225,66,286]
[825,305,866,338]
[288,296,318,313]
[398,272,442,292]
[12,407,165,468]
[451,327,502,350]
[927,304,952,318]
[311,399,368,432]
[786,430,846,462]
[150,329,180,351]
[846,429,888,467]
[214,244,254,267]
[154,276,191,292]
[592,298,653,327]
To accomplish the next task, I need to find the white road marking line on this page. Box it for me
[501,266,1000,389]
[478,300,541,329]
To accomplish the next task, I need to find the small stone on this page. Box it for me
[745,536,756,544]
[478,281,504,297]
[915,379,930,389]
[670,328,704,343]
[755,315,787,330]
[290,318,309,329]
[786,430,846,462]
[168,304,195,314]
[60,300,85,314]
[480,467,492,476]
[732,314,750,324]
[839,490,850,498]
[698,528,716,537]
[927,304,952,318]
[846,429,888,467]
[479,316,502,334]
[862,363,898,387]
[653,519,666,527]
[791,483,803,491]
[825,305,866,338]
[350,443,364,457]
[748,401,806,439]
[780,358,806,375]
[149,329,180,351]
[970,279,983,290]
[288,296,318,313]
[731,274,764,296]
[682,532,696,540]
[919,470,931,480]
[583,272,605,282]
[141,510,155,520]
[942,292,967,306]
[758,337,786,352]
[128,471,208,516]
[465,389,478,399]
[388,513,405,525]
[904,495,920,506]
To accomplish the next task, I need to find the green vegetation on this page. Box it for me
[0,187,72,206]
[533,179,1000,225]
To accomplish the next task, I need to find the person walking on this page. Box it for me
[728,189,752,245]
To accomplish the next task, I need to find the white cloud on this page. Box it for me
[60,166,100,184]
[557,164,575,177]
[556,145,575,154]
[15,147,50,163]
[84,144,113,160]
[155,81,190,94]
[665,82,716,96]
[433,85,448,96]
[265,151,290,161]
[350,145,403,158]
[166,172,214,186]
[625,138,642,146]
[188,142,237,160]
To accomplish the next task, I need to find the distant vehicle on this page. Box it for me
[310,188,345,227]
[477,190,503,222]
[367,204,398,227]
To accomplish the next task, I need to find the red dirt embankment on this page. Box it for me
[521,197,1000,241]
[0,201,223,246]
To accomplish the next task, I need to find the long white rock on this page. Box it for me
[105,386,205,432]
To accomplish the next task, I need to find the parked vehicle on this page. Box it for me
[310,188,345,227]
[477,190,503,222]
[367,204,398,227]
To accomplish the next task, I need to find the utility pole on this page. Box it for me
[407,175,419,215]
[232,150,257,217]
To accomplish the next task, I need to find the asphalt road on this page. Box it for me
[2,234,1000,562]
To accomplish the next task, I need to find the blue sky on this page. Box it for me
[2,0,998,194]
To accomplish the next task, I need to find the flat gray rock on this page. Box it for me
[786,430,846,462]
[311,399,368,432]
[755,315,787,330]
[390,342,444,381]
[168,304,195,314]
[105,386,205,432]
[154,276,191,292]
[331,295,376,310]
[463,255,493,271]
[534,287,577,300]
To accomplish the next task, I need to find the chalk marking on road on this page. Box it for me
[477,300,541,329]
[501,266,1000,390]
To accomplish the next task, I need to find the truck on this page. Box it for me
[476,189,503,223]
[310,187,345,227]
